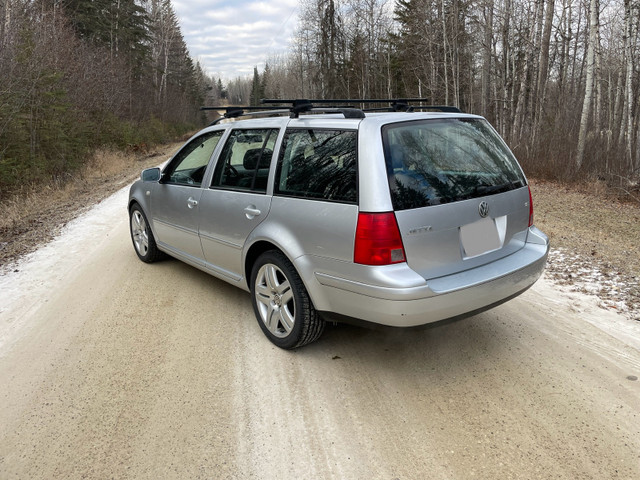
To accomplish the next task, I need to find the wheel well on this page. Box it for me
[244,241,281,284]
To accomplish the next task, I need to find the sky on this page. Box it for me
[172,0,300,81]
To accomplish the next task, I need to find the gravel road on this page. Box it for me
[1,186,639,479]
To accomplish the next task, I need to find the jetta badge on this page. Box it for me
[478,201,489,218]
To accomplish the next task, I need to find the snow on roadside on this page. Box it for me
[0,185,130,352]
[546,247,640,321]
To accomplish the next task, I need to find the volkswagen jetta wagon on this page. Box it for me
[128,99,549,348]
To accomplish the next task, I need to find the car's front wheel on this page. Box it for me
[250,250,325,349]
[129,204,164,263]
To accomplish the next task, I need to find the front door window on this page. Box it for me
[163,131,223,186]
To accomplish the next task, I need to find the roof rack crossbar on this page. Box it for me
[261,98,431,105]
[269,99,363,119]
[201,103,363,122]
[200,106,286,112]
[262,98,462,115]
[412,105,463,113]
[303,107,365,119]
[200,106,292,125]
[362,105,462,113]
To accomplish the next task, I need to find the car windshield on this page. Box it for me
[382,118,526,210]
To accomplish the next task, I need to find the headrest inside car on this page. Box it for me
[243,148,273,170]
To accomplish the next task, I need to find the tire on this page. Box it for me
[129,204,164,263]
[250,250,325,349]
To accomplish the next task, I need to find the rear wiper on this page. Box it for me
[474,182,516,196]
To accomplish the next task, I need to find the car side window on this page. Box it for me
[275,129,357,203]
[210,129,277,193]
[163,131,223,187]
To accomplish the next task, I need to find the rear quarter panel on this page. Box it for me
[244,196,359,307]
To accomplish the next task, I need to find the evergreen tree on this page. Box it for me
[250,66,263,106]
[62,0,150,67]
[217,78,227,100]
[261,63,271,100]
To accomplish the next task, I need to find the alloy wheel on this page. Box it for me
[254,263,296,338]
[131,210,149,257]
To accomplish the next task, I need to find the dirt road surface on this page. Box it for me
[1,186,639,479]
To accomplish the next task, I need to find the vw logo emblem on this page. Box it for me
[478,201,489,218]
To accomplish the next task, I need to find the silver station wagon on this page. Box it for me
[128,99,549,348]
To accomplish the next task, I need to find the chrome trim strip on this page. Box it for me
[198,232,242,250]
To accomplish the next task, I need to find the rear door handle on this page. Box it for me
[187,197,198,209]
[244,206,261,219]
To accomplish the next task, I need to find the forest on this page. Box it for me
[1,0,639,196]
[0,0,208,194]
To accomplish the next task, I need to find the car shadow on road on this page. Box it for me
[303,308,525,376]
[148,257,523,377]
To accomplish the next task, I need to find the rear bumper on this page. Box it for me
[310,226,549,327]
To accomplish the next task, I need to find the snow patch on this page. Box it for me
[547,248,639,320]
[0,185,130,351]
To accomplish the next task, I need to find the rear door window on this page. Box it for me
[210,129,277,193]
[275,129,357,203]
[383,119,526,210]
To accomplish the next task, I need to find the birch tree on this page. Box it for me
[576,0,600,169]
[532,0,555,146]
[621,0,636,171]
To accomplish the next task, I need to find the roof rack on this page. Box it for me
[200,99,462,124]
[262,99,463,115]
[259,99,363,118]
[200,103,362,124]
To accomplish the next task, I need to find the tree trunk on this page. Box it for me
[532,0,555,146]
[481,0,493,116]
[622,0,634,171]
[441,0,449,104]
[499,0,512,138]
[2,0,12,48]
[511,0,538,143]
[570,1,583,99]
[576,0,599,170]
[594,10,602,134]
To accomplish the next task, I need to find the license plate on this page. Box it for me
[459,217,501,258]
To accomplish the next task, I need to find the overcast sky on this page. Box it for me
[172,0,300,81]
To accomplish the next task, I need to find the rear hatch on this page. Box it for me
[382,118,530,280]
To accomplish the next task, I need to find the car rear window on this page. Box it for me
[382,118,526,210]
[275,129,357,203]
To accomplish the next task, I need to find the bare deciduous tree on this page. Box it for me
[576,0,600,169]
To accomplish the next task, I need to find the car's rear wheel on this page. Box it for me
[250,250,325,349]
[129,204,164,263]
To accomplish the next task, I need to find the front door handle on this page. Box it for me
[187,197,198,209]
[244,206,261,219]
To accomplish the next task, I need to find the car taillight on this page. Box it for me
[528,185,534,227]
[354,212,406,265]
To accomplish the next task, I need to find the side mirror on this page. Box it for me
[141,167,161,182]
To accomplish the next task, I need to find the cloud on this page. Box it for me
[173,0,299,80]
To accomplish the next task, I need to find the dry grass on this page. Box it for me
[531,179,640,269]
[0,142,183,267]
[531,178,640,319]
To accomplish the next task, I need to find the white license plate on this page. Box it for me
[459,217,501,258]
